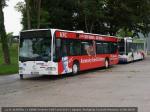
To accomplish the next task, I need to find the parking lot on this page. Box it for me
[0,57,150,112]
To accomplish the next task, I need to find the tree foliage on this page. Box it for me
[16,0,150,37]
[0,0,11,64]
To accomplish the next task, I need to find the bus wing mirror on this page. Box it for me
[56,39,61,47]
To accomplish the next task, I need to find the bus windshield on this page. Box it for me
[119,41,125,55]
[19,31,51,62]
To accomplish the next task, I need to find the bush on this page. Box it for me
[0,43,18,75]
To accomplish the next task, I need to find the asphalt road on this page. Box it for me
[0,57,150,112]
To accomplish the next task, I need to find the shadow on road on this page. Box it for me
[24,66,112,81]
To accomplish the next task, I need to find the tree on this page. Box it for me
[0,0,11,64]
[73,0,107,34]
[16,0,150,37]
[37,0,41,28]
[103,0,150,36]
[41,0,77,30]
[25,0,31,29]
[16,0,43,29]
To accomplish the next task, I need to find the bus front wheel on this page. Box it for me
[72,63,79,75]
[141,54,144,60]
[20,74,24,80]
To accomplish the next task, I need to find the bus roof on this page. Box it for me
[21,28,117,38]
[118,37,146,43]
[20,29,118,42]
[21,29,50,32]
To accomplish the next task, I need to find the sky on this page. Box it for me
[3,0,24,35]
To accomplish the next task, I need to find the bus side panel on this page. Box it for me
[58,55,105,74]
[109,54,119,65]
[79,55,105,71]
[58,56,73,75]
[58,56,84,75]
[58,54,119,75]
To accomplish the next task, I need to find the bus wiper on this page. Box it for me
[20,60,27,62]
[43,59,49,62]
[19,57,31,62]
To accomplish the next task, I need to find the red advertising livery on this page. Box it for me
[19,29,119,79]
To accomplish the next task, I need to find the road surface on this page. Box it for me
[0,57,150,112]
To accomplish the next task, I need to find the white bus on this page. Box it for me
[118,37,146,63]
[19,29,119,79]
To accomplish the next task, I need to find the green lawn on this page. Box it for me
[0,43,18,75]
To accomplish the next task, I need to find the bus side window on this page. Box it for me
[61,40,69,57]
[81,41,96,56]
[69,41,74,55]
[103,43,109,54]
[55,39,69,60]
[69,40,81,56]
[113,43,118,53]
[96,42,104,54]
[55,39,62,62]
[81,42,88,55]
[110,43,117,54]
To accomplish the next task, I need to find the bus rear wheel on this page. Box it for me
[72,63,79,75]
[105,59,109,69]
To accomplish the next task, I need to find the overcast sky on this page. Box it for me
[4,0,24,35]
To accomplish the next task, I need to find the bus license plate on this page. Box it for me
[31,72,39,75]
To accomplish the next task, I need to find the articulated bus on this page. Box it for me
[118,37,146,63]
[19,29,119,79]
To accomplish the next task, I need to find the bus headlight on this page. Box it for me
[46,67,56,71]
[19,67,25,71]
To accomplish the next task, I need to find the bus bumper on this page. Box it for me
[119,55,128,63]
[119,58,128,63]
[19,61,59,77]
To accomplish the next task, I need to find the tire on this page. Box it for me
[131,56,134,62]
[105,59,109,69]
[20,74,24,80]
[141,54,144,60]
[130,53,134,62]
[72,63,79,75]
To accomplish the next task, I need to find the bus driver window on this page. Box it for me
[84,41,96,56]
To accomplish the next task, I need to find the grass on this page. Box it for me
[0,43,18,75]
